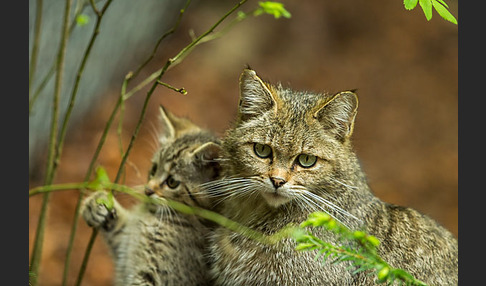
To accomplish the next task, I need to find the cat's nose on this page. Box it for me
[270,177,286,189]
[144,187,155,196]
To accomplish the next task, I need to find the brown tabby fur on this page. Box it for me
[206,69,458,285]
[82,106,222,286]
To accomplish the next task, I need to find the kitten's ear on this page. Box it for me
[190,142,222,162]
[190,142,223,180]
[238,69,278,122]
[314,91,358,141]
[158,105,198,143]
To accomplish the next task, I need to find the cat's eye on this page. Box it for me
[253,143,272,158]
[297,154,317,168]
[165,175,180,189]
[148,163,157,179]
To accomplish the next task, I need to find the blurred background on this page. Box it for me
[29,0,458,285]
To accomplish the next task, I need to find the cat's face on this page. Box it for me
[145,106,221,210]
[222,69,359,211]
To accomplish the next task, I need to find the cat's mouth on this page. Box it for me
[261,190,292,208]
[143,190,168,212]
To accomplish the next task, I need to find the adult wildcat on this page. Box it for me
[207,69,458,285]
[82,106,221,286]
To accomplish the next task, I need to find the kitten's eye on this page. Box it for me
[254,143,272,158]
[148,163,157,178]
[297,154,317,168]
[165,175,180,189]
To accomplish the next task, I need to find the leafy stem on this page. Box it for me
[30,166,427,285]
[295,212,427,285]
[29,170,295,246]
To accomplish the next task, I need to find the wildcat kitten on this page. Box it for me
[82,106,222,286]
[207,69,458,285]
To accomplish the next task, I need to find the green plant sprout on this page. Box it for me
[254,1,291,19]
[294,212,427,285]
[404,0,457,24]
[75,14,90,26]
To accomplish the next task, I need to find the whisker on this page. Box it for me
[199,176,264,207]
[329,177,358,190]
[290,186,361,228]
[307,191,360,221]
[300,192,351,228]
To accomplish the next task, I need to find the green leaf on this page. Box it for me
[291,228,308,241]
[257,1,291,19]
[87,166,111,190]
[295,243,315,251]
[237,11,247,20]
[419,0,433,21]
[434,0,449,8]
[404,0,419,10]
[87,167,114,210]
[432,0,457,24]
[365,235,381,247]
[377,266,390,282]
[76,14,90,27]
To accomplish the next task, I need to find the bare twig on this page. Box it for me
[29,0,44,101]
[75,229,99,286]
[130,0,192,81]
[29,0,95,114]
[122,0,249,101]
[29,0,73,285]
[60,1,114,284]
[157,81,187,95]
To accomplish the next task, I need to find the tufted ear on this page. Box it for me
[158,105,198,144]
[238,69,278,122]
[313,91,358,141]
[189,142,223,181]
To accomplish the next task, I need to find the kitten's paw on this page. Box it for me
[81,191,117,231]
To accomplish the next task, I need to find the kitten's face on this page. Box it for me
[145,106,221,211]
[223,69,358,211]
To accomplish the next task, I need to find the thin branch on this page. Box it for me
[64,87,125,286]
[170,0,248,67]
[60,1,114,284]
[157,81,187,95]
[88,0,100,16]
[29,0,98,114]
[29,182,90,196]
[29,182,296,245]
[122,0,249,101]
[29,0,44,101]
[117,79,127,158]
[130,0,192,81]
[29,0,73,285]
[74,229,98,286]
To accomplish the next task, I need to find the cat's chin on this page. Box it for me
[261,192,292,208]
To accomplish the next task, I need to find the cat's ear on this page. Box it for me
[190,142,223,180]
[238,69,278,122]
[314,91,358,141]
[158,105,197,143]
[190,142,222,162]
